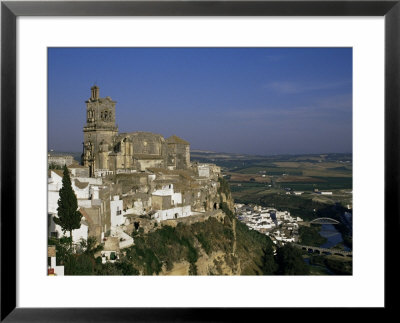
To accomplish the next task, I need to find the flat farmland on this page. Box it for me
[228,172,271,183]
[191,152,352,208]
[276,176,325,183]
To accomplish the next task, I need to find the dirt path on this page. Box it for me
[232,217,241,274]
[232,218,237,255]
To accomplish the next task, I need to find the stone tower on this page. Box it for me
[82,85,118,176]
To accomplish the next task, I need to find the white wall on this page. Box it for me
[49,214,89,244]
[48,191,60,214]
[54,265,64,276]
[110,195,125,228]
[119,234,134,249]
[77,200,92,208]
[111,227,134,249]
[70,222,89,242]
[154,205,192,222]
[48,171,62,189]
[90,186,99,200]
[172,192,182,205]
[48,170,103,242]
[48,170,100,211]
[198,165,210,178]
[152,184,174,196]
[152,184,182,206]
[128,200,145,216]
[72,183,90,199]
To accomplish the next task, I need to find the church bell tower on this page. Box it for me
[82,85,118,176]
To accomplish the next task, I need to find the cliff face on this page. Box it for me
[110,173,274,276]
[122,194,273,276]
[162,250,238,276]
[220,192,235,212]
[160,210,241,275]
[218,177,235,213]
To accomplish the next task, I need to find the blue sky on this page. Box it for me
[48,48,352,155]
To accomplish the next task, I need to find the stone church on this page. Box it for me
[82,85,190,177]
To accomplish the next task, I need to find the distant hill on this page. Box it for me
[191,151,352,164]
[191,151,352,160]
[190,149,216,154]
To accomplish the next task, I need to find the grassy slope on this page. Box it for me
[122,213,273,275]
[235,220,274,275]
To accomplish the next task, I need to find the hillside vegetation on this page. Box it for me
[121,205,276,275]
[52,176,311,275]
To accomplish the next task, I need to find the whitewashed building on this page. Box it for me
[153,205,192,222]
[151,184,192,221]
[110,195,125,228]
[48,169,102,243]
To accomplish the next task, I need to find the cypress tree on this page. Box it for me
[54,165,82,247]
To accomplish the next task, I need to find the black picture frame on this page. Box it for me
[1,0,399,321]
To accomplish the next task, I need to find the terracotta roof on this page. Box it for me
[48,245,56,257]
[79,207,99,229]
[103,237,120,251]
[166,135,189,145]
[74,179,89,189]
[50,169,64,178]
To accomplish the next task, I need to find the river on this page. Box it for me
[319,224,351,251]
[303,223,351,274]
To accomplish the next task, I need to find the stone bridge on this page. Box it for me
[309,217,340,225]
[292,243,352,257]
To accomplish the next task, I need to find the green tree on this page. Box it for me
[260,245,278,275]
[115,260,140,275]
[65,254,95,275]
[48,162,63,170]
[79,236,103,257]
[53,165,82,247]
[298,226,327,247]
[275,244,310,275]
[48,236,72,266]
